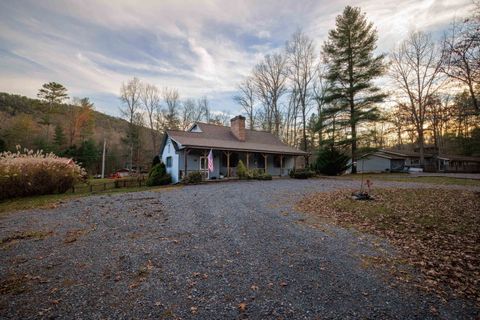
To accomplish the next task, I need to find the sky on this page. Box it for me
[0,0,473,118]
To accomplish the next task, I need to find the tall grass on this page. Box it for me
[0,146,86,200]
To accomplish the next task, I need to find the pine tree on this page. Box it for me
[53,124,66,149]
[322,6,386,173]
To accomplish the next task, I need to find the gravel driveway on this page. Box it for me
[1,178,478,319]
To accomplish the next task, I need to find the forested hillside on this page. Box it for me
[0,92,159,175]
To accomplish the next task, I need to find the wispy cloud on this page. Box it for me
[0,0,473,117]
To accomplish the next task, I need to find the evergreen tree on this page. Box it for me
[322,6,386,173]
[53,124,66,149]
[37,82,69,142]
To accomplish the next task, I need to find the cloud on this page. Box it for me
[0,0,474,118]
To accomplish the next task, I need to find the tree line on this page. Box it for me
[234,4,480,171]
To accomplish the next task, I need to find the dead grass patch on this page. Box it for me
[0,230,53,248]
[296,188,480,304]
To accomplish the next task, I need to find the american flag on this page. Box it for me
[207,149,214,172]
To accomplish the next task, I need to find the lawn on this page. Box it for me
[296,188,480,304]
[337,173,480,186]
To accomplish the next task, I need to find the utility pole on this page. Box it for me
[101,137,106,178]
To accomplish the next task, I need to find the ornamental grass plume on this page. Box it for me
[0,146,86,200]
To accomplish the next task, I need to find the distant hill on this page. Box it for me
[0,92,160,174]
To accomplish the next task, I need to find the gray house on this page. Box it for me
[159,115,308,183]
[356,149,480,173]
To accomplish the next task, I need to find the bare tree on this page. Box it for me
[441,9,480,113]
[120,77,142,170]
[390,32,445,165]
[197,96,210,123]
[253,53,288,136]
[140,82,161,155]
[312,63,329,147]
[181,98,206,129]
[234,77,256,129]
[162,87,181,130]
[286,29,317,152]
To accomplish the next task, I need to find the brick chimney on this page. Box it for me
[230,115,246,141]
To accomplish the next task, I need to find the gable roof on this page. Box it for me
[166,122,307,155]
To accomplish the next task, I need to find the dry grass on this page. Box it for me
[337,173,480,186]
[296,188,480,304]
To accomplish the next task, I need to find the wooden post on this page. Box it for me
[280,155,283,176]
[262,154,267,173]
[223,151,231,178]
[184,148,190,179]
[246,152,249,169]
[203,150,208,179]
[293,156,297,171]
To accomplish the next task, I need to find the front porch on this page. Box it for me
[179,148,302,180]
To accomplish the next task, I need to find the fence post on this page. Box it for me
[72,186,75,193]
[103,183,106,191]
[89,184,93,193]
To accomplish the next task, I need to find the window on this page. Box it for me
[166,156,172,168]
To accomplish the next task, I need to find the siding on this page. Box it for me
[357,156,391,173]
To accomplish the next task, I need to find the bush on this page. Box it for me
[256,173,272,180]
[152,155,161,166]
[183,171,203,184]
[146,162,171,186]
[237,160,248,179]
[0,147,86,200]
[314,147,350,176]
[289,169,316,179]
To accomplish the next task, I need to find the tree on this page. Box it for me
[322,6,386,173]
[37,82,68,105]
[286,29,317,153]
[181,98,205,130]
[441,3,480,113]
[390,32,445,165]
[140,82,161,155]
[162,87,181,130]
[314,145,350,176]
[67,98,94,146]
[253,53,288,136]
[119,77,142,171]
[37,82,69,142]
[53,124,66,149]
[234,77,256,129]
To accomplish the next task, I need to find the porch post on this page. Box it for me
[224,151,231,178]
[203,150,208,179]
[293,156,297,171]
[262,153,268,173]
[280,155,283,176]
[246,152,249,169]
[184,148,190,179]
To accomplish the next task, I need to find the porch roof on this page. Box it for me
[167,122,307,155]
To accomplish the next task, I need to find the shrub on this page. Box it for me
[183,171,203,184]
[256,173,272,180]
[0,147,86,200]
[236,160,248,179]
[152,155,161,166]
[146,162,171,186]
[314,147,350,176]
[290,169,316,179]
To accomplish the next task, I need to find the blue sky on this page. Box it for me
[0,0,472,118]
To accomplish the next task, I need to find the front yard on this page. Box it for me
[296,188,480,305]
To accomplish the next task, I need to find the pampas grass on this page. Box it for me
[0,146,86,200]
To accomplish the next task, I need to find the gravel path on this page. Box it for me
[1,179,478,319]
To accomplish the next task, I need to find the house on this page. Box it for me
[159,115,308,183]
[356,149,480,173]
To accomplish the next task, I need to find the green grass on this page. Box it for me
[0,184,180,216]
[337,173,480,186]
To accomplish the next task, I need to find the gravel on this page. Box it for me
[1,178,478,319]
